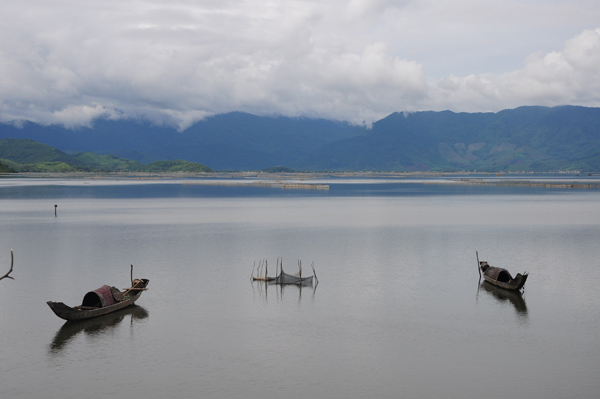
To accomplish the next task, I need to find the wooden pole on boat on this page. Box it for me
[130,264,134,285]
[476,251,481,278]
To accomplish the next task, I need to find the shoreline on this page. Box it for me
[2,170,600,189]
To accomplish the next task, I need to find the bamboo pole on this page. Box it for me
[476,251,481,278]
[311,261,319,284]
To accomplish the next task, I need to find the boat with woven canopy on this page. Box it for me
[47,266,149,322]
[477,252,528,291]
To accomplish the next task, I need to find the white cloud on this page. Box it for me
[0,1,599,128]
[430,28,600,110]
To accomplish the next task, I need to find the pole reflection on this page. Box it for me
[251,279,318,302]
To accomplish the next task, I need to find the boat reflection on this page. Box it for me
[478,280,528,318]
[251,279,318,302]
[49,304,149,354]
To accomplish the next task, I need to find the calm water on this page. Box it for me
[1,176,600,398]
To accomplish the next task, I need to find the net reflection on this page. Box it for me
[251,279,318,302]
[48,304,149,355]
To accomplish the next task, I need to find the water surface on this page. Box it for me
[1,177,599,398]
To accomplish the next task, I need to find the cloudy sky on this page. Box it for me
[1,0,599,129]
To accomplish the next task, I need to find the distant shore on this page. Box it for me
[2,170,600,189]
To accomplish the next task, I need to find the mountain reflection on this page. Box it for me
[49,305,149,354]
[251,280,318,302]
[478,281,528,318]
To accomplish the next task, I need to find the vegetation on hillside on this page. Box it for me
[144,160,212,172]
[0,139,212,173]
[0,160,16,173]
[261,166,297,173]
[2,106,600,172]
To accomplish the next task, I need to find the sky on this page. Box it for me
[1,0,599,129]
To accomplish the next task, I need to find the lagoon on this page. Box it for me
[1,176,600,398]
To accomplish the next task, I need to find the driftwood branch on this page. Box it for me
[0,249,14,281]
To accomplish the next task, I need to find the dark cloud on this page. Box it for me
[0,1,599,128]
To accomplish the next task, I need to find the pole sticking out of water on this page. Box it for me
[0,249,14,281]
[54,204,57,217]
[476,251,481,278]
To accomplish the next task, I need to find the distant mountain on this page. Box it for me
[294,106,600,171]
[1,106,600,171]
[0,113,364,170]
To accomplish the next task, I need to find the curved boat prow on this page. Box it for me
[514,272,529,290]
[47,301,73,320]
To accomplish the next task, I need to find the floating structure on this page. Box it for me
[184,180,329,190]
[252,258,318,286]
[477,251,528,291]
[47,265,149,322]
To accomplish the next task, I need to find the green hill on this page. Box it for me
[71,152,146,171]
[0,139,212,173]
[144,160,212,172]
[0,138,85,166]
[0,160,16,173]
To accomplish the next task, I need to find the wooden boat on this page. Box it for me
[47,278,149,322]
[477,252,528,291]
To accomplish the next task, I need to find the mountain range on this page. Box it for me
[1,105,600,172]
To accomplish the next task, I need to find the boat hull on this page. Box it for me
[47,279,149,322]
[482,272,528,291]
